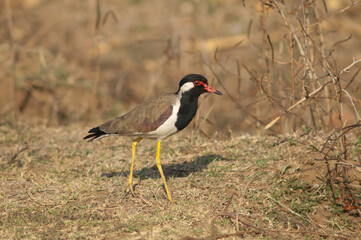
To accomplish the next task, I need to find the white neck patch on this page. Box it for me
[178,82,194,95]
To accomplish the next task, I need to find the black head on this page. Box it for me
[176,74,222,96]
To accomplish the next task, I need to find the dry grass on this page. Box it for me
[1,1,361,239]
[1,123,360,239]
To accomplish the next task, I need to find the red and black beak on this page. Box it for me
[204,84,223,95]
[193,80,223,95]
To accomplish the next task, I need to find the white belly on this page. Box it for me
[146,100,180,140]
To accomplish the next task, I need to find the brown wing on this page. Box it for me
[98,93,177,136]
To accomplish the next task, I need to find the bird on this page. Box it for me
[83,74,222,201]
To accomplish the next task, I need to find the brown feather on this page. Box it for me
[98,94,177,136]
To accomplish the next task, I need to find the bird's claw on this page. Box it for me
[124,180,136,196]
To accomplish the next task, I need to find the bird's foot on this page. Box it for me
[165,190,177,202]
[124,180,136,197]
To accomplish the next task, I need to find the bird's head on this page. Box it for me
[177,74,223,96]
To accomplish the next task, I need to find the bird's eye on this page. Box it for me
[194,81,201,86]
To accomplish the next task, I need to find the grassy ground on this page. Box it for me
[2,1,361,239]
[1,123,360,239]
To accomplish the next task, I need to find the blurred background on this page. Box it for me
[1,0,361,138]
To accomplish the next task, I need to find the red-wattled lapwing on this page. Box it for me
[84,74,222,201]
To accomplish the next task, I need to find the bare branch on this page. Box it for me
[340,58,361,75]
[265,81,332,129]
[342,89,361,121]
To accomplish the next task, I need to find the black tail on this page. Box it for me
[83,127,107,142]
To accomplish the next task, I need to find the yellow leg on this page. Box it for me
[124,137,142,196]
[155,140,174,202]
